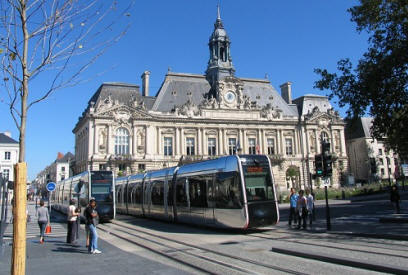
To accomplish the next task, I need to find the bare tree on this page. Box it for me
[0,0,134,162]
[0,1,134,272]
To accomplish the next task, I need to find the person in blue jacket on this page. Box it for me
[288,188,298,226]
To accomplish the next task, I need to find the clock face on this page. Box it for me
[224,91,236,103]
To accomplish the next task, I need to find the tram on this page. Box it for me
[51,170,115,221]
[116,155,279,229]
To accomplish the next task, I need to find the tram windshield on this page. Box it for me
[91,171,113,202]
[242,160,275,202]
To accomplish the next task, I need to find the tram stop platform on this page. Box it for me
[0,202,190,275]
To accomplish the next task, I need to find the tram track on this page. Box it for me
[98,220,307,275]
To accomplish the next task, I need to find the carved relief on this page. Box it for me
[174,99,200,117]
[98,127,108,153]
[334,131,341,153]
[309,131,316,153]
[260,104,282,120]
[137,130,145,154]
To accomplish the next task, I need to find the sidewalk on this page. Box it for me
[0,202,191,275]
[277,199,408,240]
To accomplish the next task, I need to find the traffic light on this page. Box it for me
[324,154,333,177]
[315,154,324,177]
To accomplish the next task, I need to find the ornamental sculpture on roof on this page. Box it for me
[260,103,282,120]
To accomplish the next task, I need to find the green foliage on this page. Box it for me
[314,0,408,157]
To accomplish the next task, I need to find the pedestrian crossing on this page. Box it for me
[3,203,67,240]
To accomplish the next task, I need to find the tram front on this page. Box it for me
[239,155,279,228]
[90,171,115,221]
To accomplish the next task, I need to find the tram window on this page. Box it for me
[168,183,173,206]
[134,184,142,204]
[188,175,207,208]
[243,165,274,202]
[151,180,164,205]
[215,172,242,209]
[176,177,187,207]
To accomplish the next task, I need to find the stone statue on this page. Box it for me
[98,127,107,152]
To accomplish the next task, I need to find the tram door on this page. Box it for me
[188,175,206,224]
[175,177,189,223]
[205,174,215,224]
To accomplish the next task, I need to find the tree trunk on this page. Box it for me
[12,1,29,274]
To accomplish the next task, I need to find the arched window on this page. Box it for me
[115,128,129,155]
[321,132,329,143]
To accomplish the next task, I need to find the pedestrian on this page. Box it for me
[67,199,80,244]
[288,188,298,227]
[305,189,314,226]
[390,184,401,214]
[85,198,101,254]
[36,200,49,244]
[296,190,307,229]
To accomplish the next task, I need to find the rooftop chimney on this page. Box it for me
[3,131,11,138]
[280,82,292,104]
[57,152,64,160]
[141,71,151,97]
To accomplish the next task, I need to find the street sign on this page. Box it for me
[322,177,331,186]
[46,182,56,192]
[401,164,408,176]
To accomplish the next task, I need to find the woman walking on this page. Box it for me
[67,199,80,244]
[36,200,49,244]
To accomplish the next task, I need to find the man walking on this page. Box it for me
[85,199,101,254]
[296,190,308,229]
[288,188,298,227]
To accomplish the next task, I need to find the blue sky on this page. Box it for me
[0,0,369,180]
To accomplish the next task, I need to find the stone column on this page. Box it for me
[242,130,247,154]
[279,129,284,155]
[330,128,335,153]
[88,120,94,157]
[133,126,137,156]
[315,129,319,154]
[218,128,222,155]
[175,127,179,156]
[340,129,347,157]
[94,124,99,155]
[107,125,113,155]
[197,128,202,155]
[180,128,184,155]
[157,126,161,155]
[257,129,262,154]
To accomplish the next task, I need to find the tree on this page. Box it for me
[0,1,133,273]
[314,0,408,157]
[0,0,133,162]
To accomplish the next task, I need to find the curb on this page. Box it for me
[328,231,408,241]
[271,247,408,275]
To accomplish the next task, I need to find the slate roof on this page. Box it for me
[292,94,333,117]
[56,152,74,163]
[86,82,147,111]
[0,133,18,144]
[151,72,298,117]
[345,117,373,140]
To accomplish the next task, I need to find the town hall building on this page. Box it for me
[73,8,348,191]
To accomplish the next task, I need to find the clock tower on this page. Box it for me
[205,6,243,109]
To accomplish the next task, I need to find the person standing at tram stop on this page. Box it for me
[390,184,401,214]
[296,190,308,230]
[36,200,49,244]
[67,199,80,244]
[288,188,298,227]
[85,198,101,254]
[305,189,314,226]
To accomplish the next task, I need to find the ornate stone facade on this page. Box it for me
[73,9,348,191]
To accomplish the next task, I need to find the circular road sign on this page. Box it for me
[46,182,56,192]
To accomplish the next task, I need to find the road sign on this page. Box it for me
[322,177,331,186]
[46,182,56,192]
[401,164,408,176]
